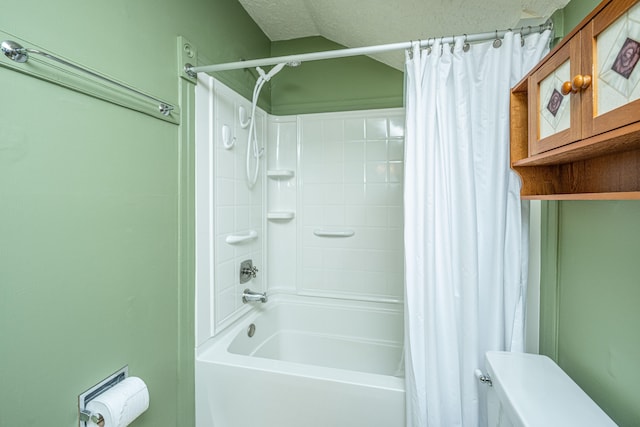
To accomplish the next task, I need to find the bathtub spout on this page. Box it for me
[242,288,268,303]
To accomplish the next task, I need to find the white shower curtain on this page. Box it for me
[403,30,551,427]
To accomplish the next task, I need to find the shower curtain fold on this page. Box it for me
[403,30,551,427]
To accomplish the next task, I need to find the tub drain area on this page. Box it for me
[247,323,256,337]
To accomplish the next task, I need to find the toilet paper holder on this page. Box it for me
[79,410,105,427]
[78,365,128,427]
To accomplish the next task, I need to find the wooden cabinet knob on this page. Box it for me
[560,74,592,95]
[572,74,592,91]
[561,80,573,95]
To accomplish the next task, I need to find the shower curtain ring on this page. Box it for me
[463,34,470,52]
[492,30,502,48]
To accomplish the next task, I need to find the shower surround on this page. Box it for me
[267,108,405,301]
[195,75,405,426]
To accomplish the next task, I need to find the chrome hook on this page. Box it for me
[463,34,470,52]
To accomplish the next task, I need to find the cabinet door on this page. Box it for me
[584,0,640,137]
[529,37,582,155]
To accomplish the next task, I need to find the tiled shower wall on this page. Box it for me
[266,116,298,291]
[195,76,265,346]
[268,109,405,301]
[197,78,405,346]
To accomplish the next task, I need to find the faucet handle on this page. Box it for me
[239,260,258,284]
[248,266,258,278]
[241,265,258,277]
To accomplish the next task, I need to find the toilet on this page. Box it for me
[484,351,617,427]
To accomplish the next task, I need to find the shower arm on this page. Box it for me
[1,40,175,116]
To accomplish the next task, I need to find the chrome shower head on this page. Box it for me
[1,40,28,63]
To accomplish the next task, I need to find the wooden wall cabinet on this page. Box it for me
[511,0,640,199]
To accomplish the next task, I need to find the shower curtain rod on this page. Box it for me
[186,21,552,75]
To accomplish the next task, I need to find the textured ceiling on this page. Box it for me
[237,0,569,69]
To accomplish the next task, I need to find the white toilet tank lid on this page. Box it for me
[485,351,617,427]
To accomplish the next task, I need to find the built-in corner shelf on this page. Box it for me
[267,169,295,179]
[267,211,295,221]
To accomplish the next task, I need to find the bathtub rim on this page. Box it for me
[196,293,405,391]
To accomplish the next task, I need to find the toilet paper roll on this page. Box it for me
[86,377,149,427]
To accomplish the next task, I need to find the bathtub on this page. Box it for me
[195,294,405,427]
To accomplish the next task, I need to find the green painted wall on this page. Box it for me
[550,0,600,43]
[562,0,601,32]
[0,0,270,426]
[270,37,404,115]
[539,2,640,426]
[553,201,640,426]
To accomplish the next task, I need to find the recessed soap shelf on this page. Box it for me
[267,169,294,179]
[267,211,295,220]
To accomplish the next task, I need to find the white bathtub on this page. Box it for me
[195,294,405,427]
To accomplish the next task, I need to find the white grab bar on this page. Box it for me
[313,229,355,238]
[225,230,258,244]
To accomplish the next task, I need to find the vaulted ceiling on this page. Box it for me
[237,0,569,69]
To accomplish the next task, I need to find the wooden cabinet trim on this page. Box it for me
[588,0,640,136]
[510,0,640,200]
